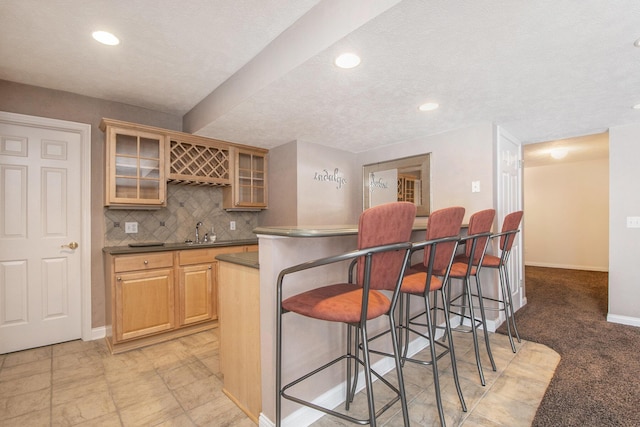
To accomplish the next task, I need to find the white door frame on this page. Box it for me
[0,111,92,342]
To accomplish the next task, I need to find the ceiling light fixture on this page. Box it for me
[550,147,569,160]
[418,102,439,112]
[92,30,120,46]
[334,53,361,69]
[633,103,640,110]
[634,37,640,47]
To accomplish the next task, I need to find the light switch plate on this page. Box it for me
[230,221,236,231]
[125,222,138,233]
[471,181,481,193]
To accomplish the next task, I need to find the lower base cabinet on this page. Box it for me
[116,268,175,342]
[178,263,214,326]
[104,244,257,354]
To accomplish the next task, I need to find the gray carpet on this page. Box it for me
[496,266,640,426]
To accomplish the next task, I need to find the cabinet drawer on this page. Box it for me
[114,252,174,273]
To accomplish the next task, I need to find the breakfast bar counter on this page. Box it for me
[253,222,429,426]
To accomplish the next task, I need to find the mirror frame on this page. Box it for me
[363,153,431,216]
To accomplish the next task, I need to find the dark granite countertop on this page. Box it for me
[215,251,259,269]
[103,239,258,255]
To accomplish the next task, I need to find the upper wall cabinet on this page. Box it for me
[101,118,268,209]
[166,132,231,186]
[223,147,268,210]
[101,119,167,208]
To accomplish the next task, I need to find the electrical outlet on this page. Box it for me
[230,221,236,231]
[125,222,138,233]
[471,181,481,193]
[627,217,640,228]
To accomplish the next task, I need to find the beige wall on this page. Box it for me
[260,140,360,226]
[524,156,609,271]
[0,80,181,328]
[609,123,640,324]
[359,122,497,225]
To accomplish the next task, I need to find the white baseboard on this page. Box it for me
[90,326,106,341]
[607,313,640,327]
[524,261,608,272]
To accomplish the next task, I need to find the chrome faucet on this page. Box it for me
[195,221,203,244]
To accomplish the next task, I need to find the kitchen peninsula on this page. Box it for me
[253,223,428,426]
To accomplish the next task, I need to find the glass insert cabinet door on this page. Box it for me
[106,126,166,206]
[236,150,267,207]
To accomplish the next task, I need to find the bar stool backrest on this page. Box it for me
[423,206,465,271]
[356,201,416,290]
[500,211,524,251]
[465,209,496,262]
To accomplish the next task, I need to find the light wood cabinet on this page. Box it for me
[115,268,175,342]
[101,118,167,207]
[218,257,261,423]
[178,263,214,326]
[224,147,268,210]
[166,132,232,186]
[104,244,258,354]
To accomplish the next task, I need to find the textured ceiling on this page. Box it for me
[1,0,639,157]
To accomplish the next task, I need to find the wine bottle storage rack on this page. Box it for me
[168,139,231,186]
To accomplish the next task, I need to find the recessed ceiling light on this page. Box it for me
[550,148,569,159]
[418,102,439,112]
[634,37,640,47]
[92,31,120,46]
[633,103,640,110]
[334,53,361,69]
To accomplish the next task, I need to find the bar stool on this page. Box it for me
[463,211,524,353]
[276,202,416,426]
[448,208,496,386]
[399,206,467,426]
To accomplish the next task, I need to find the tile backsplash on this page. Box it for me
[104,184,259,247]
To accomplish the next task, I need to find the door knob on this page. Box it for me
[61,242,79,249]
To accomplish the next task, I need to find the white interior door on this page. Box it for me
[0,112,91,354]
[496,127,525,310]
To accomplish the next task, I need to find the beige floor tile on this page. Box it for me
[0,357,50,382]
[51,389,117,426]
[0,371,51,398]
[0,407,51,427]
[52,375,110,406]
[52,361,105,388]
[118,392,184,426]
[0,387,50,421]
[471,391,539,427]
[172,374,226,411]
[72,412,122,426]
[188,394,253,426]
[52,338,105,358]
[109,370,173,410]
[159,358,213,391]
[1,345,51,367]
[152,413,197,427]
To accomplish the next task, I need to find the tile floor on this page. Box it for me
[0,329,559,426]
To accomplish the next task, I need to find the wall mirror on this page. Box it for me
[363,153,431,216]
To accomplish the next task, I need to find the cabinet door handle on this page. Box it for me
[144,260,148,265]
[117,277,121,281]
[208,266,212,270]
